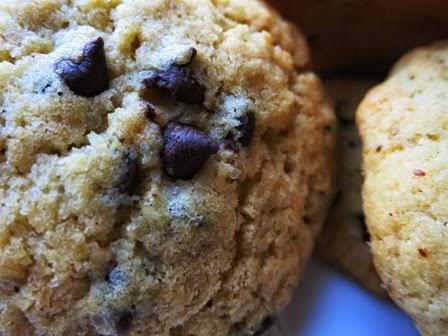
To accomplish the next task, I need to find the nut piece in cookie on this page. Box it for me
[55,37,109,97]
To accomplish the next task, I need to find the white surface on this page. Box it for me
[270,258,420,336]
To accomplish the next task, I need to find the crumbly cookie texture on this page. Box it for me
[269,0,448,74]
[358,42,448,335]
[0,1,335,335]
[316,79,387,298]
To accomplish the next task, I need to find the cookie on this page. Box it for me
[0,0,335,335]
[358,42,448,335]
[316,79,388,298]
[269,0,448,74]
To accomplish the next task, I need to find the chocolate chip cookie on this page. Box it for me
[316,79,387,298]
[0,0,335,335]
[358,42,448,335]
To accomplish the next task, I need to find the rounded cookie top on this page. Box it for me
[316,79,387,298]
[0,0,335,335]
[358,42,448,335]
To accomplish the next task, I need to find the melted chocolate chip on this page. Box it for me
[236,111,256,147]
[162,122,219,180]
[55,37,109,97]
[118,150,139,195]
[143,49,205,104]
[357,214,370,242]
[253,316,275,336]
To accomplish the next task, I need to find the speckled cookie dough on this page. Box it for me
[358,42,448,336]
[0,0,335,335]
[316,79,387,298]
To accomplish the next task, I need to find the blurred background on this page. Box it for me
[269,259,419,336]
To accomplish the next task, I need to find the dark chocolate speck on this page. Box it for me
[236,111,256,147]
[118,150,139,195]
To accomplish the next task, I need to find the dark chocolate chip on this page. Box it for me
[118,150,139,195]
[162,122,219,180]
[236,111,256,147]
[115,310,134,335]
[142,49,205,104]
[357,214,370,242]
[55,37,109,97]
[253,316,275,336]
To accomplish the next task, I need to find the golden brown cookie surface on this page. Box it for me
[358,42,448,336]
[0,1,335,335]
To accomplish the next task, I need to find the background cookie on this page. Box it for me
[316,79,387,298]
[269,0,448,74]
[0,0,335,335]
[358,42,448,335]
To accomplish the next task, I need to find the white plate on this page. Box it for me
[269,258,420,336]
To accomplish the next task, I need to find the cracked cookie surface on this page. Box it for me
[358,42,448,336]
[0,0,335,335]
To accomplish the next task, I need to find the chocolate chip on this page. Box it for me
[357,214,370,242]
[115,310,134,335]
[253,316,275,336]
[118,150,139,195]
[236,111,256,147]
[162,122,219,180]
[55,37,109,97]
[92,308,134,336]
[142,49,205,104]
